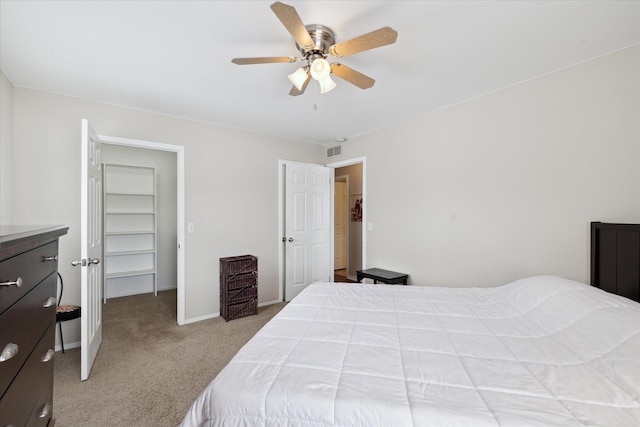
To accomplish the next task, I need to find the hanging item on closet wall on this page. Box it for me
[350,194,363,222]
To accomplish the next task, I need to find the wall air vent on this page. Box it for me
[327,145,342,158]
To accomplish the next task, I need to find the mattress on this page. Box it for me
[181,276,640,426]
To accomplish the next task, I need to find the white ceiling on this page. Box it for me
[1,1,639,144]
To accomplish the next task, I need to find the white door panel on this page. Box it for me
[311,244,324,282]
[285,162,331,301]
[80,119,103,381]
[292,245,305,285]
[293,193,306,232]
[312,193,323,230]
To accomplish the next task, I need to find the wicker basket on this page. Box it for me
[222,298,257,321]
[224,283,257,304]
[224,271,257,291]
[220,255,258,277]
[220,255,258,321]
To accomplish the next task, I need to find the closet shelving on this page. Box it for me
[103,164,157,302]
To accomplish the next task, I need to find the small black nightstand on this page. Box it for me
[356,268,408,285]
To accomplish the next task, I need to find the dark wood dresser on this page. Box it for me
[0,225,68,427]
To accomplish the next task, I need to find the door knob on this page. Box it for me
[72,258,100,267]
[288,237,294,242]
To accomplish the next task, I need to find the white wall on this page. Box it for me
[0,70,13,224]
[339,45,640,287]
[10,88,324,345]
[101,145,178,292]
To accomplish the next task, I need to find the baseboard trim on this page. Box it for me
[182,300,282,325]
[183,312,220,325]
[56,341,81,352]
[258,299,281,307]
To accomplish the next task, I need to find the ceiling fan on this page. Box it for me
[231,2,398,96]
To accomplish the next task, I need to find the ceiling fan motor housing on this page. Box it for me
[296,24,336,58]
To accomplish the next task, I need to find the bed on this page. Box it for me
[181,275,640,426]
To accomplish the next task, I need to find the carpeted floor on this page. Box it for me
[53,290,285,426]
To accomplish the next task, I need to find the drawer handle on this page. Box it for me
[41,349,55,363]
[0,276,22,287]
[43,296,57,308]
[42,255,58,262]
[38,402,52,419]
[0,343,19,362]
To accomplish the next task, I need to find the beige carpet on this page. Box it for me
[54,290,285,426]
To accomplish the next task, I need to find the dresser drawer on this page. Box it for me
[0,241,59,314]
[0,272,57,397]
[0,322,55,427]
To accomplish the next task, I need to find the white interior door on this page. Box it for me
[79,119,103,380]
[284,161,332,301]
[334,180,347,270]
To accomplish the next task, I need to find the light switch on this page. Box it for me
[367,222,373,232]
[187,222,195,234]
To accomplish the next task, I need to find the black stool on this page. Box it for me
[55,273,81,353]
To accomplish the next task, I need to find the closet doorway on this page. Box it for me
[97,134,186,325]
[330,159,364,282]
[101,145,177,308]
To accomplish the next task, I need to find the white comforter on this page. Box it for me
[181,276,640,426]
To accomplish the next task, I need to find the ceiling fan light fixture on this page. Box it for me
[318,75,337,94]
[309,58,336,94]
[310,58,331,81]
[288,67,309,91]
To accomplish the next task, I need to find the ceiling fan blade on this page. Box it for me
[270,2,315,51]
[329,27,398,57]
[330,63,375,89]
[232,56,297,65]
[289,73,312,96]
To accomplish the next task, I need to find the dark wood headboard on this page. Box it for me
[591,221,640,302]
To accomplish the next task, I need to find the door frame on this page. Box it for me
[327,156,367,281]
[278,156,366,301]
[334,175,349,272]
[97,134,186,325]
